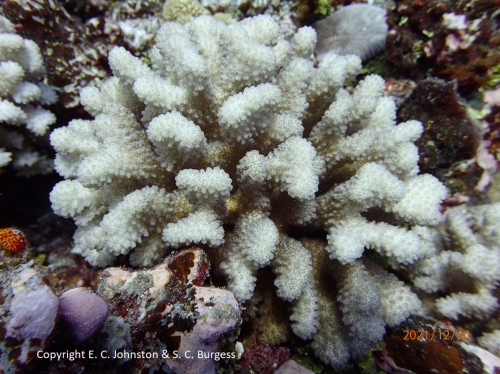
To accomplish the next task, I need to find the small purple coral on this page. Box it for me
[59,287,109,343]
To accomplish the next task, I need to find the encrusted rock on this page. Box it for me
[96,248,241,373]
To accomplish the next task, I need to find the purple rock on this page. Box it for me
[6,267,59,364]
[59,287,109,343]
[274,360,315,374]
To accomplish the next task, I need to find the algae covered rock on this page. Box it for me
[96,248,241,373]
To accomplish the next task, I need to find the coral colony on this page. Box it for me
[49,14,449,366]
[0,16,57,176]
[2,1,500,372]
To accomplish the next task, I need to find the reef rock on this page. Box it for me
[96,248,241,373]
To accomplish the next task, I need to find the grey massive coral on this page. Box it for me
[314,4,388,62]
[50,15,447,366]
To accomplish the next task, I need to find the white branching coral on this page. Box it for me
[50,15,447,367]
[406,203,500,321]
[479,330,500,356]
[0,15,57,176]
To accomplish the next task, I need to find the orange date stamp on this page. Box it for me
[403,329,470,341]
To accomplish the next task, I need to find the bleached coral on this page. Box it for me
[0,15,57,176]
[50,15,447,367]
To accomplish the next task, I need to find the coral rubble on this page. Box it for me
[49,14,448,366]
[398,78,481,190]
[2,0,113,111]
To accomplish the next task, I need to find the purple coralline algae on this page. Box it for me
[59,287,109,343]
[274,359,315,374]
[0,265,59,372]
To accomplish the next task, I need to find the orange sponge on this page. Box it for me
[0,228,26,253]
